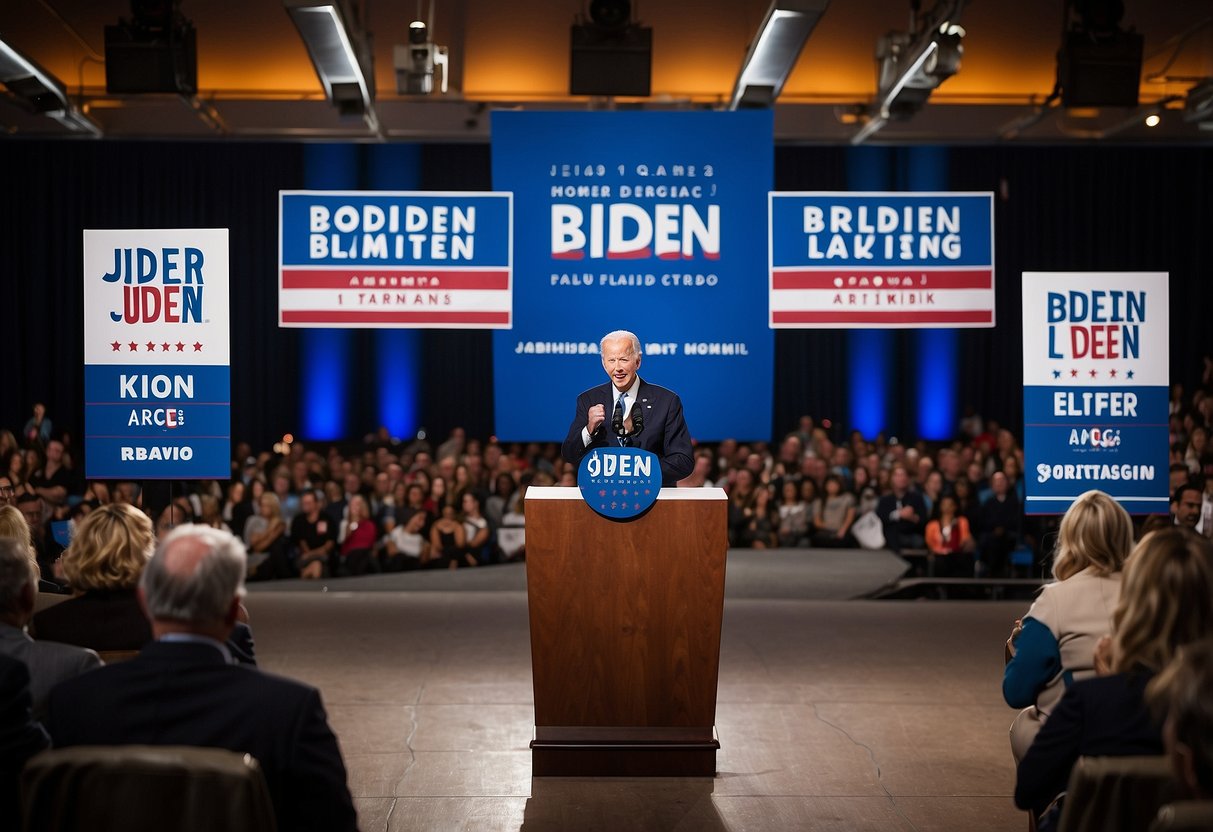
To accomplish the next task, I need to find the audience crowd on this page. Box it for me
[2,372,1213,828]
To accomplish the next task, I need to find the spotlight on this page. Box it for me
[0,37,102,135]
[728,0,831,110]
[1144,113,1159,127]
[285,0,377,123]
[394,20,449,95]
[852,0,967,144]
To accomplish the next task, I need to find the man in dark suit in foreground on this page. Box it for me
[561,329,694,486]
[46,525,357,832]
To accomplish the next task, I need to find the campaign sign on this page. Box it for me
[769,192,995,328]
[278,191,513,328]
[491,110,774,441]
[1022,272,1169,515]
[578,447,661,520]
[83,229,230,479]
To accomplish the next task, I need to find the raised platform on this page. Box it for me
[247,547,912,601]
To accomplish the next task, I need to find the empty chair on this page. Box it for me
[1056,755,1177,832]
[21,745,277,832]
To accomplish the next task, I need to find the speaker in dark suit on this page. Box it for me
[561,330,694,485]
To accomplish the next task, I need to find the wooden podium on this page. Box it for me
[524,487,728,776]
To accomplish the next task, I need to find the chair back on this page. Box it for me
[1150,801,1213,832]
[1057,755,1177,832]
[21,745,277,832]
[95,650,140,665]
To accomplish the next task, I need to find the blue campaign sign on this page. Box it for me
[491,110,774,441]
[1022,273,1170,515]
[578,447,661,520]
[83,229,230,480]
[769,192,995,328]
[279,191,514,328]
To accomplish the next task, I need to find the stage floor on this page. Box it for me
[248,552,1027,831]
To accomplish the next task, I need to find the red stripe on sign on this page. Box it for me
[771,269,993,290]
[772,310,994,324]
[282,269,510,290]
[282,311,511,324]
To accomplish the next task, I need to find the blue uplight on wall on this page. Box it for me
[369,144,421,439]
[300,144,357,440]
[908,146,957,441]
[846,145,893,439]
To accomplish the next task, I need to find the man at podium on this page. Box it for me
[561,330,694,486]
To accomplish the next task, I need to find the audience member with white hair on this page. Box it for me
[46,524,357,832]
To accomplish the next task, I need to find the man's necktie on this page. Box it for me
[615,393,628,445]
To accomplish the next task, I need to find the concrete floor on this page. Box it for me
[247,556,1028,832]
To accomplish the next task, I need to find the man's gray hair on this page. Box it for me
[140,524,247,624]
[0,538,34,616]
[600,330,641,356]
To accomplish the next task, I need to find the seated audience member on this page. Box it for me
[31,503,156,651]
[381,510,428,572]
[28,438,72,510]
[0,538,100,715]
[1003,490,1132,760]
[1,653,49,830]
[337,495,376,576]
[32,503,256,665]
[15,492,51,577]
[197,494,230,532]
[461,492,492,564]
[745,486,778,549]
[291,490,337,580]
[45,525,357,832]
[1015,528,1213,823]
[221,479,250,538]
[812,474,857,548]
[777,479,809,548]
[925,494,974,577]
[727,468,760,547]
[1173,482,1203,530]
[876,466,927,552]
[1149,637,1213,800]
[977,471,1021,578]
[244,491,290,580]
[430,503,471,568]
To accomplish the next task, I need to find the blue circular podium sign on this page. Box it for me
[578,447,661,520]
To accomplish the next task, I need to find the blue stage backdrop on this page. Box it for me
[491,110,774,442]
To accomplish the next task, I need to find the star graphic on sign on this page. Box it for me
[1089,369,1098,378]
[1126,370,1135,379]
[1109,368,1118,378]
[145,341,156,352]
[193,342,203,352]
[1052,369,1062,379]
[1070,369,1079,378]
[175,342,185,352]
[110,341,121,352]
[161,342,170,352]
[128,341,138,351]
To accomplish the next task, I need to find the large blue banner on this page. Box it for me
[1022,272,1169,515]
[491,110,774,442]
[84,229,230,480]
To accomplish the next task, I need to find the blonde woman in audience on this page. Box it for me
[29,503,155,651]
[1015,528,1213,824]
[0,505,42,590]
[1004,489,1132,760]
[245,491,288,580]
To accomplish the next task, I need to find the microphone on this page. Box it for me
[631,407,644,438]
[611,402,625,438]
